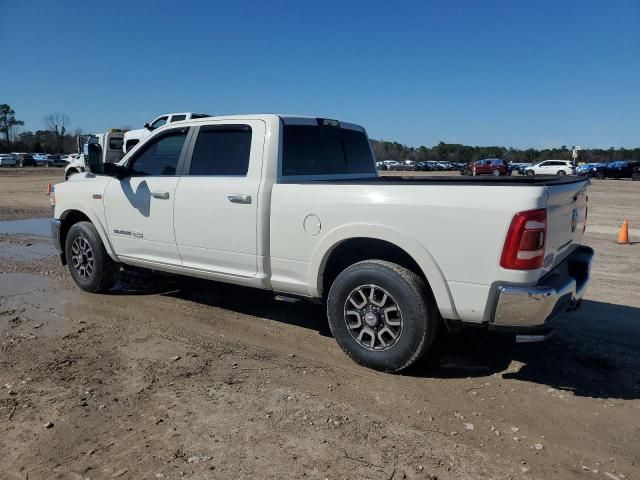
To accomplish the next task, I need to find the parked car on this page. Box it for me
[382,160,400,170]
[462,158,510,176]
[437,161,456,171]
[52,113,593,372]
[12,153,36,167]
[33,153,49,165]
[416,161,435,171]
[123,112,210,152]
[525,160,575,176]
[0,154,17,167]
[423,161,447,171]
[510,163,532,175]
[46,154,69,167]
[590,160,640,180]
[576,163,602,176]
[395,160,417,171]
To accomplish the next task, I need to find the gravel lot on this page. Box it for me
[1,168,639,479]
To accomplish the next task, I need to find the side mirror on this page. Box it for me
[86,143,103,174]
[103,162,127,179]
[144,122,152,130]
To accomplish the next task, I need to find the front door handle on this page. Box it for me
[227,194,252,204]
[151,191,170,200]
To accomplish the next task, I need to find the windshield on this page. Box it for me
[151,117,168,128]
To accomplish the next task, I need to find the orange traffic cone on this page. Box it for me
[46,183,52,195]
[617,219,630,245]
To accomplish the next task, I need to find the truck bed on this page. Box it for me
[280,175,589,186]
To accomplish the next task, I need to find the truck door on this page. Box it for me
[173,120,265,277]
[103,127,191,265]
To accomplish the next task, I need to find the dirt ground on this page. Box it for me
[1,168,639,480]
[0,167,65,220]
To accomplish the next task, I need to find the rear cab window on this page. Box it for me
[280,119,376,179]
[187,125,252,176]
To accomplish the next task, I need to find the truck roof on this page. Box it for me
[165,114,365,131]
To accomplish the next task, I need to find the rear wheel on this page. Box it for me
[327,260,438,372]
[632,172,640,181]
[65,221,118,292]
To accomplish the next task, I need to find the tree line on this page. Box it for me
[371,140,640,164]
[2,103,638,163]
[1,104,81,154]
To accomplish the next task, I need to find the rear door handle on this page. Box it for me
[227,194,252,204]
[151,191,170,200]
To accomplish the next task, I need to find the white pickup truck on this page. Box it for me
[123,112,210,153]
[51,114,593,372]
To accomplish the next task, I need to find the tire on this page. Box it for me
[526,170,535,176]
[595,171,605,180]
[632,172,640,181]
[557,170,566,176]
[327,260,438,372]
[65,221,118,292]
[492,169,500,176]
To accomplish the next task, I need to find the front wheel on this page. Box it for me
[327,260,438,372]
[632,172,640,181]
[65,221,118,292]
[492,169,501,176]
[595,171,605,180]
[526,170,535,176]
[557,170,566,176]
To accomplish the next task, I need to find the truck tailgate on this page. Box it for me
[543,178,589,272]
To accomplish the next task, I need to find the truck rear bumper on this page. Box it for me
[490,246,594,332]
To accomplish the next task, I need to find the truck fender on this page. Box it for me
[308,223,458,320]
[59,204,119,263]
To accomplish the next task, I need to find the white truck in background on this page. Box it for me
[123,112,210,153]
[64,129,125,181]
[51,114,593,372]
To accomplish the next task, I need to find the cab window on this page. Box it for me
[188,125,252,176]
[150,116,168,129]
[282,124,375,176]
[170,115,187,122]
[109,137,124,151]
[128,128,188,176]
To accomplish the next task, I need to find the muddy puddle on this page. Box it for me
[0,241,56,261]
[0,217,51,236]
[0,272,77,339]
[0,272,50,296]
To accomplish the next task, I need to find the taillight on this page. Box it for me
[500,209,547,270]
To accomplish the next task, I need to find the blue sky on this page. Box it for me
[1,0,638,148]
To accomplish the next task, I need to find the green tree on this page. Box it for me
[0,104,25,150]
